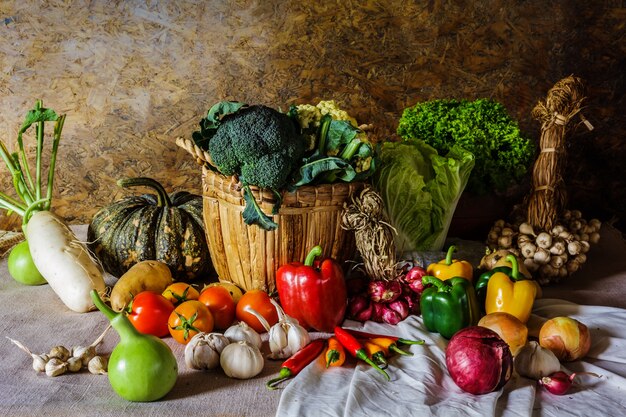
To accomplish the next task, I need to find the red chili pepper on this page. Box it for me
[276,246,347,332]
[334,326,390,381]
[266,339,326,390]
[346,329,425,346]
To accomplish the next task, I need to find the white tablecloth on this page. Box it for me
[277,299,626,416]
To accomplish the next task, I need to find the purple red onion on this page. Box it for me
[445,326,513,395]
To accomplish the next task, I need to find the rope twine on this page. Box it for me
[341,187,399,281]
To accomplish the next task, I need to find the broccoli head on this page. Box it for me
[198,103,306,230]
[208,104,305,188]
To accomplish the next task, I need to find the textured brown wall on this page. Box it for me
[1,0,624,232]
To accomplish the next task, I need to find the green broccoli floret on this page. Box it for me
[200,103,305,230]
[239,151,296,190]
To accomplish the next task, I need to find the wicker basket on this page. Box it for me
[178,137,364,293]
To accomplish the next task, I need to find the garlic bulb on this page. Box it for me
[266,299,311,360]
[71,345,96,367]
[220,341,264,379]
[514,341,561,380]
[185,332,230,370]
[67,357,83,372]
[45,358,67,377]
[48,346,71,362]
[224,321,262,349]
[87,355,108,375]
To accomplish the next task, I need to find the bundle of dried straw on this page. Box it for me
[526,75,593,231]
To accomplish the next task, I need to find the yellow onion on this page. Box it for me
[539,316,591,361]
[478,312,528,356]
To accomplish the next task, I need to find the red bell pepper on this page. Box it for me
[276,245,347,332]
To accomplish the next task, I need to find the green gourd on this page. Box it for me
[88,177,212,281]
[90,290,178,402]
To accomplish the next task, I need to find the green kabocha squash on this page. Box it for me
[87,177,212,281]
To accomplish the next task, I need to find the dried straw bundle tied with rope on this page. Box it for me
[341,187,399,281]
[526,75,593,231]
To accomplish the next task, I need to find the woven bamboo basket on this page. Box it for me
[177,137,364,293]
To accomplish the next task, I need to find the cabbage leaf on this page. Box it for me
[373,139,475,252]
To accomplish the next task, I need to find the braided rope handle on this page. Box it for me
[0,230,24,258]
[175,136,214,167]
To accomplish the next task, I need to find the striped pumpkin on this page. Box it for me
[87,177,212,281]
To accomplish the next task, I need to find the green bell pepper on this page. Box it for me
[420,276,480,339]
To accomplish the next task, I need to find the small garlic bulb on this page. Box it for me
[220,341,264,379]
[49,346,71,362]
[535,232,553,249]
[32,354,49,373]
[185,332,230,370]
[224,321,262,349]
[67,356,83,372]
[45,358,67,377]
[88,355,108,375]
[266,299,311,360]
[72,345,96,367]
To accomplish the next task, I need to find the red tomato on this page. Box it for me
[198,286,236,330]
[127,291,175,338]
[168,300,214,344]
[162,282,200,305]
[235,289,279,333]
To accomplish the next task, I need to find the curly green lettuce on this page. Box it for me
[397,98,534,195]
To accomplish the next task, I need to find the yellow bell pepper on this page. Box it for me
[426,245,473,282]
[484,254,541,323]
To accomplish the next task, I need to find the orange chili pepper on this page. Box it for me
[368,337,413,357]
[325,336,346,368]
[363,341,388,368]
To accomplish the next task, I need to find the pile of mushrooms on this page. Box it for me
[486,210,601,284]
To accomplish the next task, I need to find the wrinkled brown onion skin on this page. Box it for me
[539,317,591,362]
[445,326,513,395]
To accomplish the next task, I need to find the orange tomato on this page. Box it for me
[168,300,214,344]
[198,285,236,330]
[235,289,279,333]
[162,282,200,305]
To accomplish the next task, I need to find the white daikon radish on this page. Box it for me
[25,210,106,313]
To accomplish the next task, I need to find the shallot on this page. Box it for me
[347,294,373,322]
[368,280,402,303]
[402,265,428,295]
[538,371,600,395]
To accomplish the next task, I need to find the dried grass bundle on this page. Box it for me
[526,75,592,230]
[341,187,398,281]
